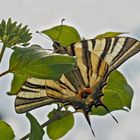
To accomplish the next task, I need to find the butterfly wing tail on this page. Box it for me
[82,108,95,137]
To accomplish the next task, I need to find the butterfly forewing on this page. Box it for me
[87,37,140,74]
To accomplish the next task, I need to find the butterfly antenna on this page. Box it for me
[36,31,53,42]
[100,103,118,123]
[52,18,66,53]
[56,18,65,42]
[83,109,95,137]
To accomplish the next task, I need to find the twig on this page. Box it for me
[20,111,72,140]
[0,45,6,63]
[0,70,10,77]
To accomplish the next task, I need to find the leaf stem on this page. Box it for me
[0,70,10,77]
[20,111,73,140]
[0,44,6,63]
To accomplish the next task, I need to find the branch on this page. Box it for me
[20,111,73,140]
[0,45,6,63]
[0,70,10,77]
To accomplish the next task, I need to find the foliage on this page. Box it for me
[42,24,81,46]
[0,121,15,140]
[47,109,74,139]
[9,45,75,94]
[0,18,135,139]
[26,112,45,140]
[95,31,127,39]
[0,18,32,48]
[91,70,133,115]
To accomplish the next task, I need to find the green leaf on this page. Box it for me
[1,20,6,33]
[9,45,75,80]
[0,120,15,140]
[6,18,12,34]
[95,32,127,39]
[91,70,133,116]
[47,109,74,139]
[0,18,32,48]
[8,73,28,95]
[41,25,81,46]
[26,112,45,140]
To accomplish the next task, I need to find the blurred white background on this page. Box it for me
[0,0,140,140]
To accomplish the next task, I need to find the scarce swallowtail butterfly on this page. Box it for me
[15,36,140,136]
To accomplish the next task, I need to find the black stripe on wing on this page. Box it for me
[100,38,112,60]
[110,37,119,53]
[25,81,65,94]
[25,81,47,89]
[109,37,140,73]
[82,40,92,86]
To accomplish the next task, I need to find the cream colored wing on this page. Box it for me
[15,76,76,113]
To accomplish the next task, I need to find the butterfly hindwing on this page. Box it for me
[15,76,77,113]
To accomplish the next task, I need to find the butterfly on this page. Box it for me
[15,36,140,136]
